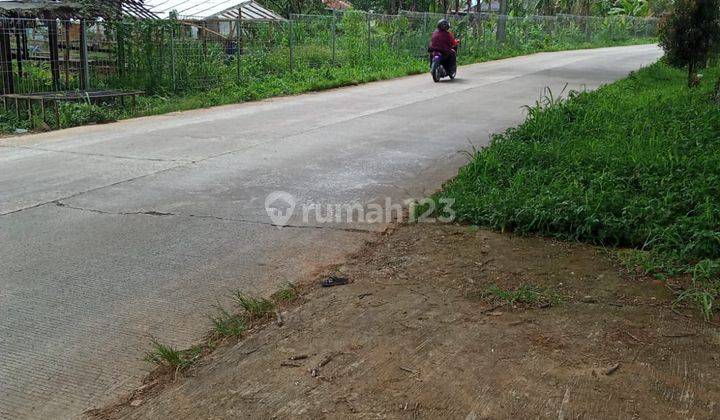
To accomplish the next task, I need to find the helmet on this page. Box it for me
[437,19,450,31]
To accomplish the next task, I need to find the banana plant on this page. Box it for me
[609,0,650,16]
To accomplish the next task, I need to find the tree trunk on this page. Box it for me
[688,61,699,87]
[688,63,692,87]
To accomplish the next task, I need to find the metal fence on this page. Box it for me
[0,11,658,96]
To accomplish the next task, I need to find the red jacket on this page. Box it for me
[429,29,457,56]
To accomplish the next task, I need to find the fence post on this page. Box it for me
[170,23,176,91]
[366,12,371,59]
[584,15,590,42]
[79,19,90,90]
[496,0,507,44]
[236,8,242,82]
[116,22,124,81]
[0,20,14,94]
[289,17,295,70]
[331,10,336,65]
[14,25,22,79]
[48,20,61,91]
[202,21,208,58]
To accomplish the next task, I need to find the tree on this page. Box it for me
[658,0,720,87]
[259,0,324,17]
[608,0,650,16]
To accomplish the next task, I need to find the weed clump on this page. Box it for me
[272,283,298,303]
[144,338,201,371]
[144,283,299,374]
[209,304,247,338]
[233,291,276,319]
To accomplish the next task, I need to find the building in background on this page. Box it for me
[0,0,156,19]
[143,0,284,40]
[322,0,352,11]
[144,0,284,20]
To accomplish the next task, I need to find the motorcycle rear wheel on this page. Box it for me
[431,62,440,83]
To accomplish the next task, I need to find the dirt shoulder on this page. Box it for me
[94,223,720,419]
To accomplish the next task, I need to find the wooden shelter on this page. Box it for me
[0,1,155,19]
[0,1,154,94]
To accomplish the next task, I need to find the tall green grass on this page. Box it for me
[435,62,720,319]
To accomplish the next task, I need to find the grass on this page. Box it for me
[145,283,295,372]
[434,61,720,319]
[209,304,247,338]
[144,337,202,371]
[233,291,276,319]
[272,283,298,303]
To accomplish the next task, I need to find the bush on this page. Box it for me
[658,0,720,86]
[59,102,116,128]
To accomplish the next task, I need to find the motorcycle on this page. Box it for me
[430,42,459,83]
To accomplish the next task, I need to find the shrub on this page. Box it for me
[59,102,116,128]
[658,0,720,86]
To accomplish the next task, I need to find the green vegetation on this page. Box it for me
[658,0,720,86]
[353,0,670,17]
[435,62,720,319]
[233,291,276,319]
[209,304,247,338]
[144,337,202,371]
[146,283,297,372]
[2,11,655,133]
[272,283,299,302]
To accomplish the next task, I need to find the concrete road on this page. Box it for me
[0,45,662,419]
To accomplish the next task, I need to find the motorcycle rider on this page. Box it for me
[429,19,458,75]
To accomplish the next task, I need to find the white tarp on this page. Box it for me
[144,0,283,20]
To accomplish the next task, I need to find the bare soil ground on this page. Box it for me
[92,223,720,419]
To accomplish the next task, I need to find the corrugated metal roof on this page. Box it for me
[0,0,157,19]
[145,0,284,20]
[0,0,80,11]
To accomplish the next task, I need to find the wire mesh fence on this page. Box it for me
[0,12,658,97]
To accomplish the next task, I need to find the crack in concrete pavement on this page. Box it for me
[53,201,381,234]
[0,144,196,163]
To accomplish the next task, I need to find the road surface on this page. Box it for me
[0,45,662,419]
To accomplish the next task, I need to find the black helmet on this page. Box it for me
[437,19,450,31]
